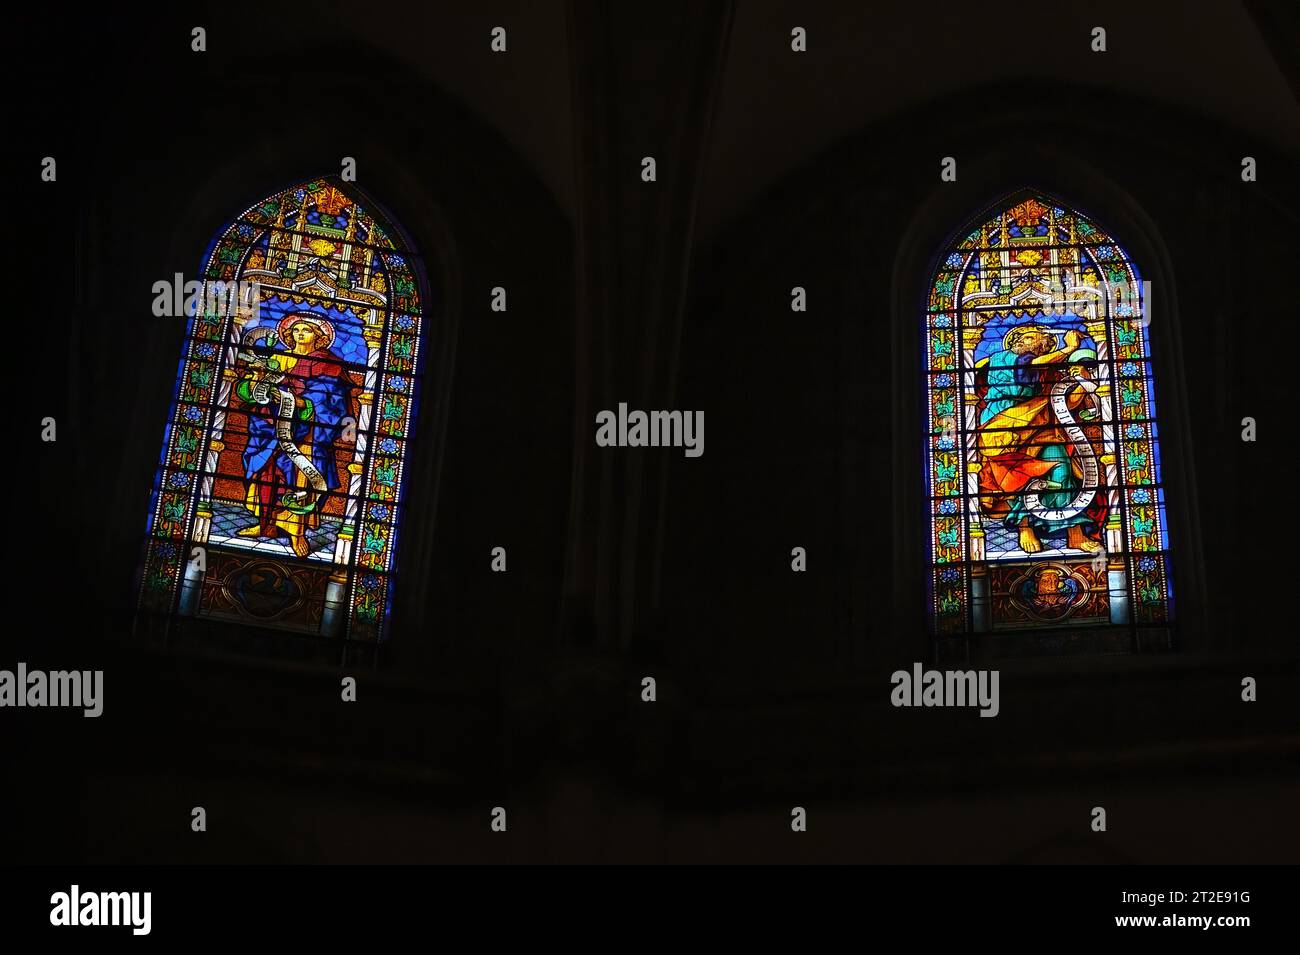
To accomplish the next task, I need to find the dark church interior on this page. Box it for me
[12,1,1300,866]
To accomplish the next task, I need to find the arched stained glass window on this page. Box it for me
[924,192,1172,638]
[138,177,426,642]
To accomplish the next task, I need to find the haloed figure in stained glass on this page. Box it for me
[924,194,1173,633]
[974,322,1107,555]
[234,313,355,558]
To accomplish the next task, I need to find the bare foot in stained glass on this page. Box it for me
[1018,523,1042,553]
[1068,526,1103,553]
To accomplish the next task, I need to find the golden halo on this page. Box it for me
[278,313,335,350]
[1002,323,1051,350]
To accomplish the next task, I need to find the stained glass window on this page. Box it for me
[924,192,1173,637]
[138,178,426,642]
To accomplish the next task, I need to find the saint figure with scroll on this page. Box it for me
[973,323,1108,555]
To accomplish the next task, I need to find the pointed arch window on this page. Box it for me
[138,177,426,642]
[923,192,1172,637]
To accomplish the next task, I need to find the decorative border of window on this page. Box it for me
[137,177,427,642]
[923,192,1173,637]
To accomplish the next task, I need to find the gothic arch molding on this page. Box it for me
[889,152,1208,661]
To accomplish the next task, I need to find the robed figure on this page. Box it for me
[973,323,1108,555]
[234,313,355,557]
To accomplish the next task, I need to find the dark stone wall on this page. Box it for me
[669,80,1299,673]
[26,10,574,674]
[12,5,1299,863]
[17,8,576,860]
[649,82,1300,827]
